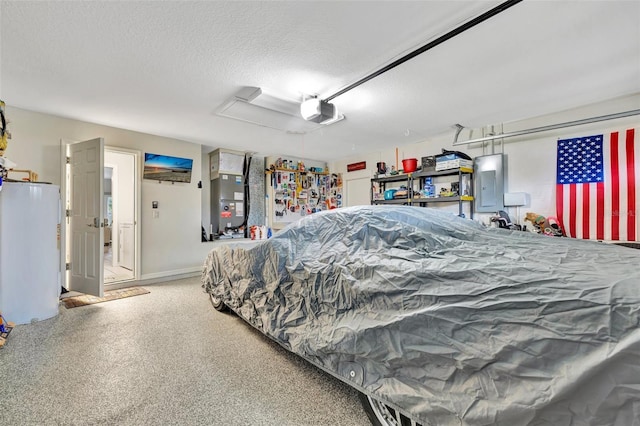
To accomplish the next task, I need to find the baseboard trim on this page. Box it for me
[140,267,202,282]
[104,267,201,290]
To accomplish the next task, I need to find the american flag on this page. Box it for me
[556,129,638,241]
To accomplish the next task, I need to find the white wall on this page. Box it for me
[4,106,217,279]
[331,93,640,227]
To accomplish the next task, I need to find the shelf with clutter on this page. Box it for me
[371,150,474,218]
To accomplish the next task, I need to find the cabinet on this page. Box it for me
[371,167,474,218]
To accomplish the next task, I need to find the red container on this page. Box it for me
[402,158,418,173]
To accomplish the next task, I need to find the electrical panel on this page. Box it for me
[474,153,504,213]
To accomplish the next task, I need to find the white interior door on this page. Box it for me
[345,177,372,206]
[69,138,104,297]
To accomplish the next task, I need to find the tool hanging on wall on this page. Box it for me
[0,100,12,192]
[0,100,9,156]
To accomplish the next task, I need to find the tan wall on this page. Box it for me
[4,106,217,279]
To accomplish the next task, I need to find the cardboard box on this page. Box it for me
[435,153,461,163]
[435,159,473,171]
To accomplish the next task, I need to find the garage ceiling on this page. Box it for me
[1,1,639,161]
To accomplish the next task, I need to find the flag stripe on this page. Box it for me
[582,182,590,239]
[569,184,577,239]
[626,128,636,240]
[610,132,620,241]
[556,183,565,236]
[596,182,605,240]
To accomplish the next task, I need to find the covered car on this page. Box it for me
[202,205,640,426]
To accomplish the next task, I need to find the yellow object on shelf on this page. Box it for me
[0,99,8,156]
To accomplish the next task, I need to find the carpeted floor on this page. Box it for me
[62,286,150,308]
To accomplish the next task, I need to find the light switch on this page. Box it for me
[153,211,159,219]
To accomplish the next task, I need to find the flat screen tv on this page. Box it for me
[143,153,193,183]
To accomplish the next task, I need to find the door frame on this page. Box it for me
[104,145,141,283]
[104,162,118,268]
[60,141,142,290]
[60,138,71,291]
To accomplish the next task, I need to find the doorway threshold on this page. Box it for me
[105,279,137,291]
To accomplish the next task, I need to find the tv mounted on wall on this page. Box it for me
[143,153,193,183]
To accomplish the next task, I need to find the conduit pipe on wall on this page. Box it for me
[452,109,640,146]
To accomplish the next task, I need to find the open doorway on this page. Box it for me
[62,140,141,295]
[104,148,138,284]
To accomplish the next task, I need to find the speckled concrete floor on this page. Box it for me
[0,277,371,425]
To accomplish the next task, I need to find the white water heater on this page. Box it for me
[0,182,61,324]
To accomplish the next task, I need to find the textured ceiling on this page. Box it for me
[1,1,639,161]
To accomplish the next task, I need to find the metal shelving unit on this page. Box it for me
[371,167,474,218]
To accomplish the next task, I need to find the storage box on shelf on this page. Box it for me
[435,152,473,171]
[435,159,473,171]
[370,167,474,218]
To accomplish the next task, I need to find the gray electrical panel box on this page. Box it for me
[474,153,505,213]
[210,149,246,238]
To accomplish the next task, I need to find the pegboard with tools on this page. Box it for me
[267,166,343,224]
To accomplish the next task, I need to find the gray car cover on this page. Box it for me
[202,205,640,425]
